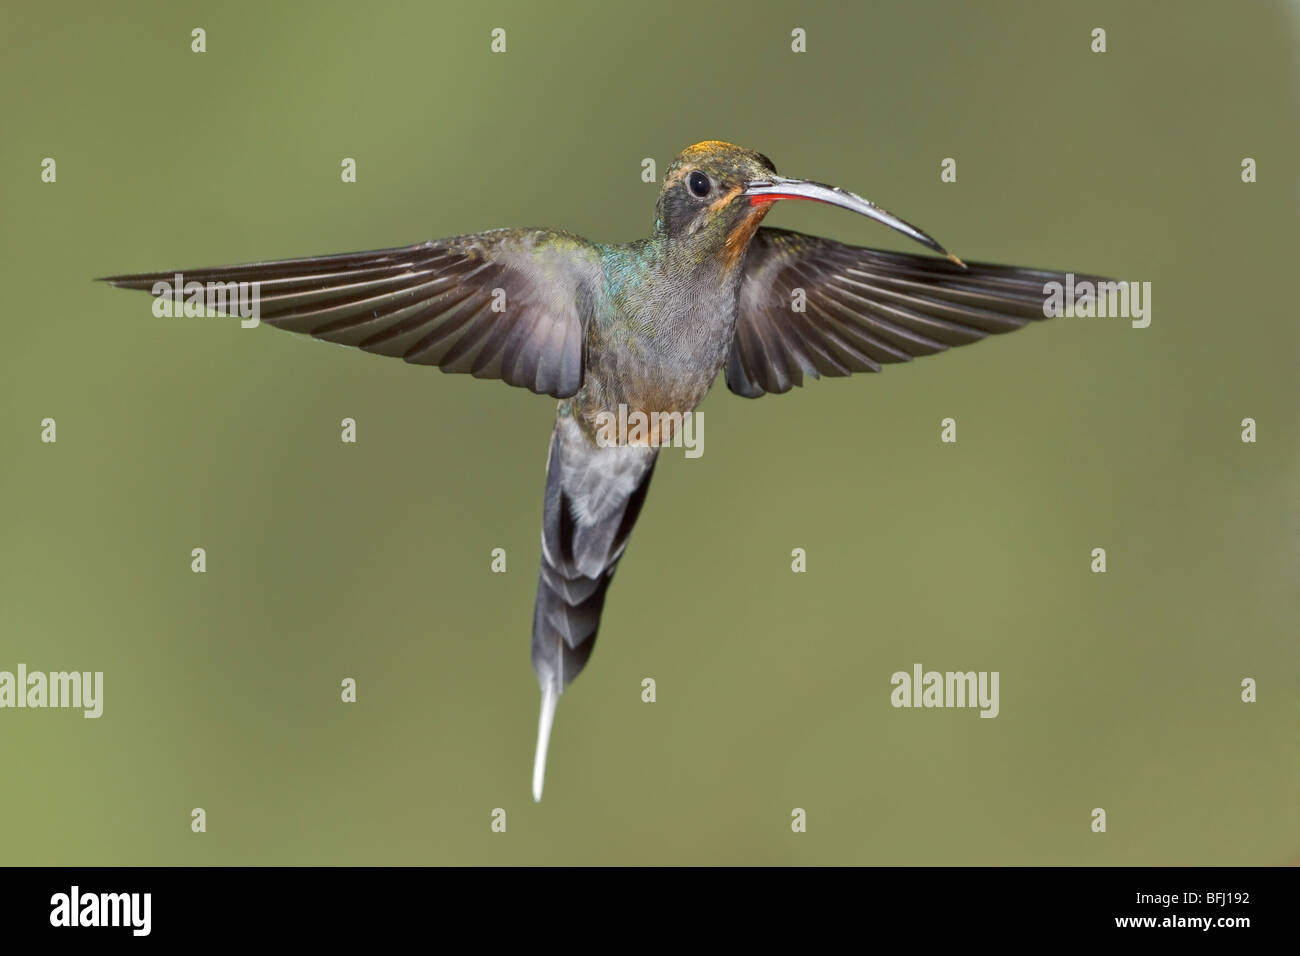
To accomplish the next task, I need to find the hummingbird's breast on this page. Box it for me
[570,244,742,442]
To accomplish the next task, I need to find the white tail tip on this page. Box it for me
[532,682,559,802]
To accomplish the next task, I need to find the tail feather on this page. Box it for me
[529,416,658,800]
[532,683,558,803]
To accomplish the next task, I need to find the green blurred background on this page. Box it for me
[1,0,1296,864]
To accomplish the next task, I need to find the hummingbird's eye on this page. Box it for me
[687,171,711,198]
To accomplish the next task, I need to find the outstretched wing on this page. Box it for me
[726,227,1079,398]
[102,228,603,398]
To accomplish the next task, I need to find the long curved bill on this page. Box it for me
[742,176,966,266]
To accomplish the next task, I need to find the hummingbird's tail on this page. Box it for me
[530,415,659,801]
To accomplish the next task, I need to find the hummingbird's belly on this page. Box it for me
[567,367,713,448]
[567,265,742,447]
[575,315,734,427]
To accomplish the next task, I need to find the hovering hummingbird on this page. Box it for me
[104,141,1087,801]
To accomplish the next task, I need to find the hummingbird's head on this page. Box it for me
[656,141,779,261]
[656,140,963,269]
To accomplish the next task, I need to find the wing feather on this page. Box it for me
[102,229,603,399]
[727,227,1102,397]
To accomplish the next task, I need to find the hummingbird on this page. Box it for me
[103,140,1087,801]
